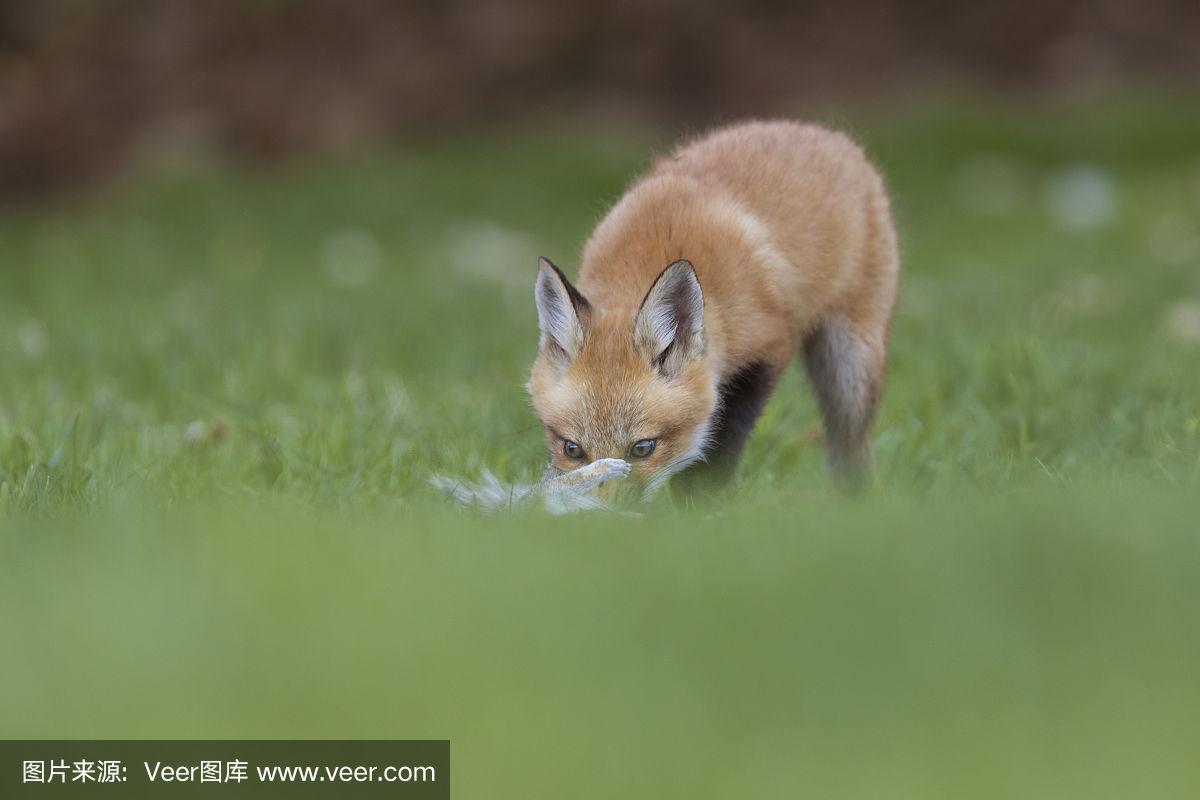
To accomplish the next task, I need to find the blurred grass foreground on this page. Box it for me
[2,94,1200,797]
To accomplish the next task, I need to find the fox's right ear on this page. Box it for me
[634,259,705,377]
[535,257,591,365]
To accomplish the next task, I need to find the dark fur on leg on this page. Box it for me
[802,319,882,491]
[673,361,778,501]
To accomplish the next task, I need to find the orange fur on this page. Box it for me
[529,120,899,497]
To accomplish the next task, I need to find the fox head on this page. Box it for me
[527,257,718,501]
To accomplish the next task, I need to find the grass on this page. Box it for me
[2,92,1200,797]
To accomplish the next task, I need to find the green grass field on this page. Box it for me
[2,94,1200,797]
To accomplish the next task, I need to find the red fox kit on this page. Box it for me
[528,121,899,500]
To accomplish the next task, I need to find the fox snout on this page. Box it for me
[536,457,644,507]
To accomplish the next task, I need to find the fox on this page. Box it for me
[527,120,899,503]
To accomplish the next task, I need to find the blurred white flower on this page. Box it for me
[17,320,49,360]
[322,228,381,288]
[1044,165,1118,231]
[1163,301,1200,345]
[184,420,207,443]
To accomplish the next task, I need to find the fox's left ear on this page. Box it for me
[535,257,591,365]
[634,259,705,377]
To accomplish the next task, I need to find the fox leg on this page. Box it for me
[673,361,779,497]
[802,314,889,490]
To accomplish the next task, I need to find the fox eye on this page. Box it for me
[563,440,586,460]
[629,439,657,459]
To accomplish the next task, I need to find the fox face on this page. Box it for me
[527,257,719,501]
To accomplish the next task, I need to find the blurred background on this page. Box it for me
[3,5,1200,799]
[3,0,1200,200]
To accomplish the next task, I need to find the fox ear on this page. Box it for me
[634,259,705,377]
[535,257,590,364]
